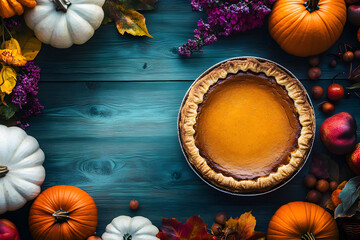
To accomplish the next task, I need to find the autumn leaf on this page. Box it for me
[103,0,153,37]
[0,38,27,67]
[15,27,41,61]
[157,216,214,240]
[223,212,265,240]
[0,65,17,105]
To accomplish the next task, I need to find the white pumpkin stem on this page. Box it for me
[53,0,71,12]
[301,232,316,240]
[123,233,132,240]
[52,209,70,223]
[0,166,8,178]
[304,0,319,13]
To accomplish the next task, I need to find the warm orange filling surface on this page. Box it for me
[195,72,301,180]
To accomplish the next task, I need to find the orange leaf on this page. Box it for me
[237,212,256,239]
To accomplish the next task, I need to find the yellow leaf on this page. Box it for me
[0,65,17,95]
[15,27,42,61]
[0,38,27,66]
[237,212,256,239]
[111,4,152,37]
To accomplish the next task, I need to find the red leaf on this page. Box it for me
[157,216,213,240]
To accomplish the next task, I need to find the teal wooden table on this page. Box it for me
[2,1,360,239]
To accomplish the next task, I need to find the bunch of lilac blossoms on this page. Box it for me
[179,0,276,56]
[12,61,44,127]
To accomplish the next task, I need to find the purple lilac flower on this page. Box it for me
[12,62,44,122]
[179,0,276,56]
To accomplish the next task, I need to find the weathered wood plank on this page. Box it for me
[1,80,359,239]
[35,0,356,82]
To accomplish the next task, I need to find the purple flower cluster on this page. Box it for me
[4,17,22,30]
[179,0,276,56]
[12,62,44,120]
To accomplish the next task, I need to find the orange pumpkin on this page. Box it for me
[267,202,338,240]
[29,185,98,240]
[269,0,347,57]
[0,0,36,19]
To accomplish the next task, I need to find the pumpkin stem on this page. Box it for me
[123,233,132,240]
[53,0,71,12]
[304,0,319,13]
[0,166,9,178]
[301,232,316,240]
[52,209,70,223]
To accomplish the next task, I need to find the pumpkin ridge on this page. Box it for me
[9,136,37,165]
[315,11,338,44]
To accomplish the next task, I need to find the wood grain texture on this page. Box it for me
[34,0,356,82]
[1,80,359,239]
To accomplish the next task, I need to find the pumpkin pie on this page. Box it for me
[179,58,315,193]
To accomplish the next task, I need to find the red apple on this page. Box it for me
[347,143,360,176]
[320,112,357,155]
[0,219,20,240]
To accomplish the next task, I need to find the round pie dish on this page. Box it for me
[178,57,315,195]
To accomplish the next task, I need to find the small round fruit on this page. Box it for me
[316,179,329,193]
[343,51,355,62]
[311,86,324,99]
[331,189,342,207]
[87,237,102,240]
[211,223,222,236]
[327,83,344,101]
[329,181,338,191]
[306,190,322,204]
[215,212,228,225]
[309,56,320,67]
[308,67,322,80]
[355,50,360,60]
[304,174,317,188]
[330,59,337,68]
[129,200,139,210]
[321,102,335,115]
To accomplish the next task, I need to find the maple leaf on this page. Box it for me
[223,212,265,240]
[103,0,153,37]
[157,216,214,240]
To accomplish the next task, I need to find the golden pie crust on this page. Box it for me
[179,58,315,193]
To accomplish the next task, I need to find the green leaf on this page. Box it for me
[0,103,18,120]
[335,176,360,219]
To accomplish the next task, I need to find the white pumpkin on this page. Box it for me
[102,216,159,240]
[24,0,105,48]
[0,125,45,214]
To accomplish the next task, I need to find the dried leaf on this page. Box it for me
[0,103,18,120]
[348,82,360,90]
[350,64,360,82]
[224,212,262,240]
[335,176,360,219]
[15,27,41,61]
[0,38,27,66]
[117,0,158,10]
[309,153,330,179]
[157,216,213,240]
[0,65,17,95]
[104,1,152,37]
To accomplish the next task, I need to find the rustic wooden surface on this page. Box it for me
[2,0,360,239]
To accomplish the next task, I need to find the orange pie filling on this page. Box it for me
[195,72,301,180]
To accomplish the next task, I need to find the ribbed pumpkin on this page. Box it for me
[29,185,98,240]
[267,202,339,240]
[269,0,347,57]
[0,0,36,18]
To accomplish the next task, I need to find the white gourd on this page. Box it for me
[24,0,105,48]
[0,125,45,214]
[102,216,160,240]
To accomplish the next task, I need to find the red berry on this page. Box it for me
[355,50,360,60]
[308,67,322,80]
[327,83,344,101]
[307,190,322,204]
[304,174,317,188]
[308,56,320,67]
[330,59,337,68]
[321,102,335,115]
[311,86,324,99]
[343,51,354,62]
[129,200,139,210]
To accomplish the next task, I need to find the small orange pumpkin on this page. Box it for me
[267,202,339,240]
[0,0,36,19]
[29,185,98,240]
[269,0,347,57]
